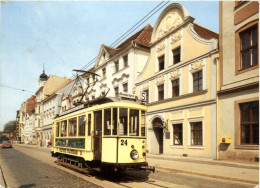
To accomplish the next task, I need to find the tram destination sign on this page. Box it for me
[59,104,84,116]
[119,92,138,100]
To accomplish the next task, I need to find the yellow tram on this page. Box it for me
[51,97,154,172]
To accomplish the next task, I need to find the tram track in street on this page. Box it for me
[55,157,176,188]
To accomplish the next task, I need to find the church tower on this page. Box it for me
[38,66,48,87]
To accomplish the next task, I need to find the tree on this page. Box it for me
[3,120,16,133]
[0,135,9,142]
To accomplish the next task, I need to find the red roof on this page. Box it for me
[193,23,219,40]
[104,24,153,57]
[103,45,119,56]
[26,95,36,113]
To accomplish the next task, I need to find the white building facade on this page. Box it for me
[78,25,153,100]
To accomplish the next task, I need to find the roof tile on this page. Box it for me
[193,23,219,40]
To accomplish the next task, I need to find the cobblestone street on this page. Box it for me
[0,145,257,188]
[0,146,101,188]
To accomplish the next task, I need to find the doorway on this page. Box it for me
[152,117,164,154]
[94,110,102,160]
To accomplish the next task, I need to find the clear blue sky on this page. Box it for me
[0,1,219,131]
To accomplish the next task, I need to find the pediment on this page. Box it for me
[151,3,191,43]
[155,9,184,41]
[95,45,109,68]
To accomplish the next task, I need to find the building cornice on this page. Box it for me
[136,49,218,86]
[150,16,194,47]
[147,98,216,115]
[218,81,259,95]
[147,90,208,107]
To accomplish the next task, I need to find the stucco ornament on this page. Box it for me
[157,39,165,52]
[169,69,180,80]
[171,30,182,44]
[112,73,129,86]
[142,82,149,90]
[72,87,83,98]
[191,59,204,72]
[88,89,96,96]
[155,9,183,40]
[156,75,165,85]
[100,83,107,90]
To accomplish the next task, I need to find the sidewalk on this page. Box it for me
[11,144,259,185]
[147,153,259,185]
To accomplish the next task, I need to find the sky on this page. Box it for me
[0,1,219,131]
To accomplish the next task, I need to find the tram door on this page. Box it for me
[93,111,102,160]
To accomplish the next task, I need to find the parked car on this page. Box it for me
[2,140,12,148]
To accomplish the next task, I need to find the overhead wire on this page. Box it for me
[77,1,169,73]
[17,1,170,98]
[0,84,35,94]
[109,1,165,48]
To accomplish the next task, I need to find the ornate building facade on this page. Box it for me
[136,3,219,158]
[77,24,153,101]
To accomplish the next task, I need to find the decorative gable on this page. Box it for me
[155,9,184,41]
[95,45,108,68]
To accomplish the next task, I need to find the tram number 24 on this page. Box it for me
[121,139,128,146]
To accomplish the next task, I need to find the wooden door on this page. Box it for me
[159,128,163,154]
[93,110,102,160]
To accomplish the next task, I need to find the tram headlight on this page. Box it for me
[130,149,139,160]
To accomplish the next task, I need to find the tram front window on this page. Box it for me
[112,108,118,135]
[141,111,146,136]
[119,108,128,135]
[130,109,139,136]
[104,108,111,135]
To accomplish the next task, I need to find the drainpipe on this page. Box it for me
[216,56,220,160]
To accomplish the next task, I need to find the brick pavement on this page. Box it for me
[10,144,260,186]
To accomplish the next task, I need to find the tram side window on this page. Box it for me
[112,108,118,135]
[69,118,77,136]
[119,108,128,135]
[130,109,139,136]
[61,120,67,137]
[94,111,102,136]
[78,115,85,136]
[88,114,91,136]
[141,111,146,136]
[56,122,60,137]
[104,108,111,135]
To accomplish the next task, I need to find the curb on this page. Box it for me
[0,165,6,188]
[154,166,259,185]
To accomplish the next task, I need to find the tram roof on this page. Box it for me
[56,96,146,118]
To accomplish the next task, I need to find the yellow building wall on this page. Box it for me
[182,27,208,62]
[164,105,213,155]
[136,3,218,159]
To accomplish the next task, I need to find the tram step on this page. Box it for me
[91,168,101,172]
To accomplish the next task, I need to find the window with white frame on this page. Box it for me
[158,56,165,71]
[114,86,119,95]
[114,60,119,73]
[123,55,128,67]
[173,123,183,145]
[143,89,149,104]
[123,83,128,93]
[102,68,106,78]
[172,79,179,98]
[158,84,164,101]
[190,122,203,146]
[193,71,203,92]
[173,47,181,65]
